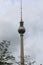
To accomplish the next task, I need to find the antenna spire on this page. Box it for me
[21,0,22,21]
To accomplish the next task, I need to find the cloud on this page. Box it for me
[0,0,19,41]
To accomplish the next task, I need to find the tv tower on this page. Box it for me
[18,0,25,65]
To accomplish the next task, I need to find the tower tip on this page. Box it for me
[21,0,22,21]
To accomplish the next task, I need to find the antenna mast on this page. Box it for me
[21,0,22,21]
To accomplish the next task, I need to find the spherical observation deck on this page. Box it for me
[18,21,25,34]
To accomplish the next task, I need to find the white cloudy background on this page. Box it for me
[0,0,43,65]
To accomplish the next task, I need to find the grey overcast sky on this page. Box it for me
[0,0,43,65]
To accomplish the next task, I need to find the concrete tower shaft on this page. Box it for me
[18,24,25,65]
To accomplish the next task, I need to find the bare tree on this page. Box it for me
[14,55,36,65]
[24,55,36,65]
[0,40,15,65]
